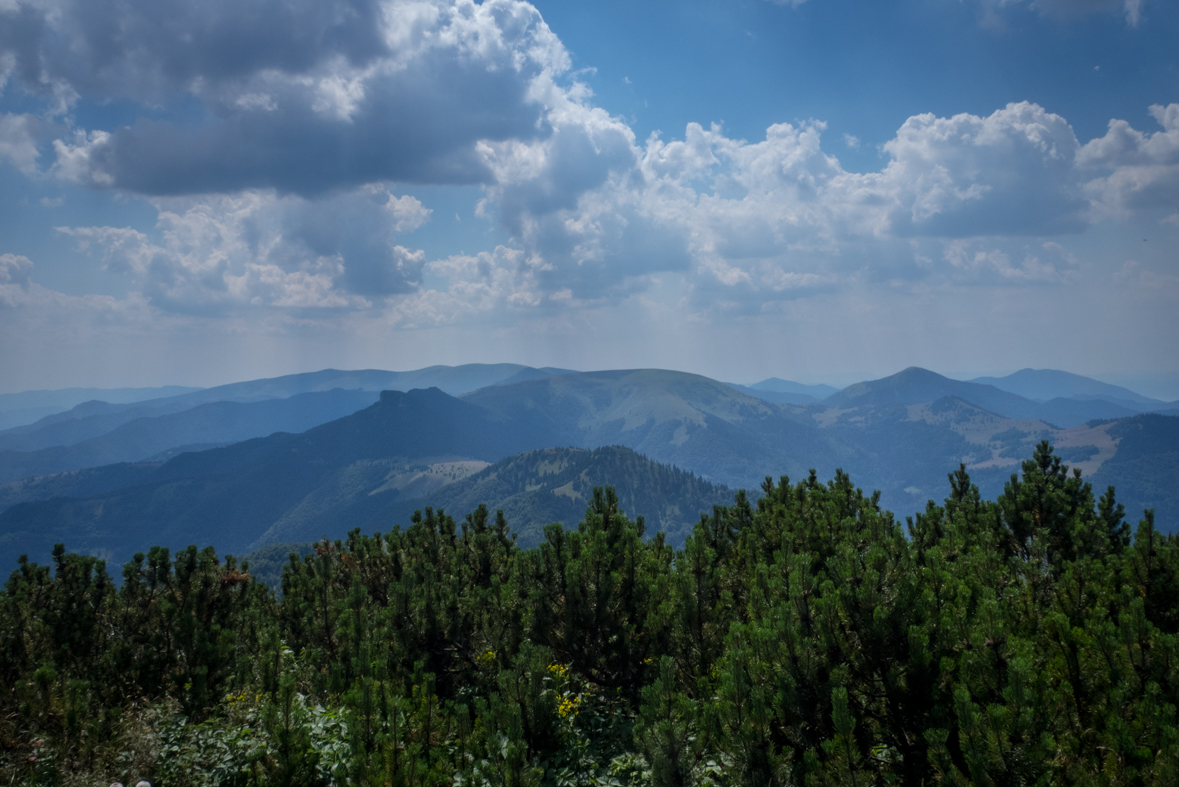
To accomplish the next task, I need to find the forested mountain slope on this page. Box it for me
[1091,414,1179,527]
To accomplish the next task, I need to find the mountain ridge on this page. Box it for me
[0,389,383,484]
[1,367,1175,570]
[972,368,1165,406]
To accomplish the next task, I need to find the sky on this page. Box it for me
[1,0,1177,395]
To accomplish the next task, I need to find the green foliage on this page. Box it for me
[1,443,1176,785]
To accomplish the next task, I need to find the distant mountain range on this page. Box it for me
[0,365,576,480]
[0,387,545,565]
[464,369,844,487]
[726,368,1178,424]
[1,390,732,564]
[0,385,202,430]
[749,377,841,398]
[0,389,382,483]
[826,367,1179,426]
[971,368,1166,406]
[725,377,841,404]
[0,364,1175,569]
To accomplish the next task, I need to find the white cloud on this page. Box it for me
[8,0,575,196]
[388,245,545,327]
[0,253,158,330]
[56,187,432,313]
[1115,259,1179,290]
[0,113,39,173]
[461,101,1094,316]
[877,102,1085,236]
[51,129,113,186]
[0,253,32,306]
[384,192,433,231]
[1079,104,1179,219]
[942,239,1077,283]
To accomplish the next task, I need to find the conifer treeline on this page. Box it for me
[1,442,1176,785]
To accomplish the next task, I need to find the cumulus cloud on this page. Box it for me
[0,253,33,306]
[942,239,1078,284]
[41,96,1147,323]
[0,113,39,173]
[1079,104,1179,220]
[878,102,1086,236]
[57,187,430,312]
[389,245,542,327]
[392,99,1097,321]
[0,253,157,329]
[478,103,692,299]
[6,0,570,196]
[0,0,390,102]
[481,103,1092,308]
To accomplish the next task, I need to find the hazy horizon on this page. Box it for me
[4,363,1179,403]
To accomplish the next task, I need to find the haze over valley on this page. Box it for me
[1,363,1174,570]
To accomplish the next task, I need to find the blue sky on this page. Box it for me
[1,0,1177,395]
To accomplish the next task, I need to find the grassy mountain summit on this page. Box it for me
[463,368,840,487]
[466,369,779,433]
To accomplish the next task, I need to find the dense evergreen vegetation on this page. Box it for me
[1,442,1175,785]
[381,446,734,549]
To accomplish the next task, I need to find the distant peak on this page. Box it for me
[379,387,448,403]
